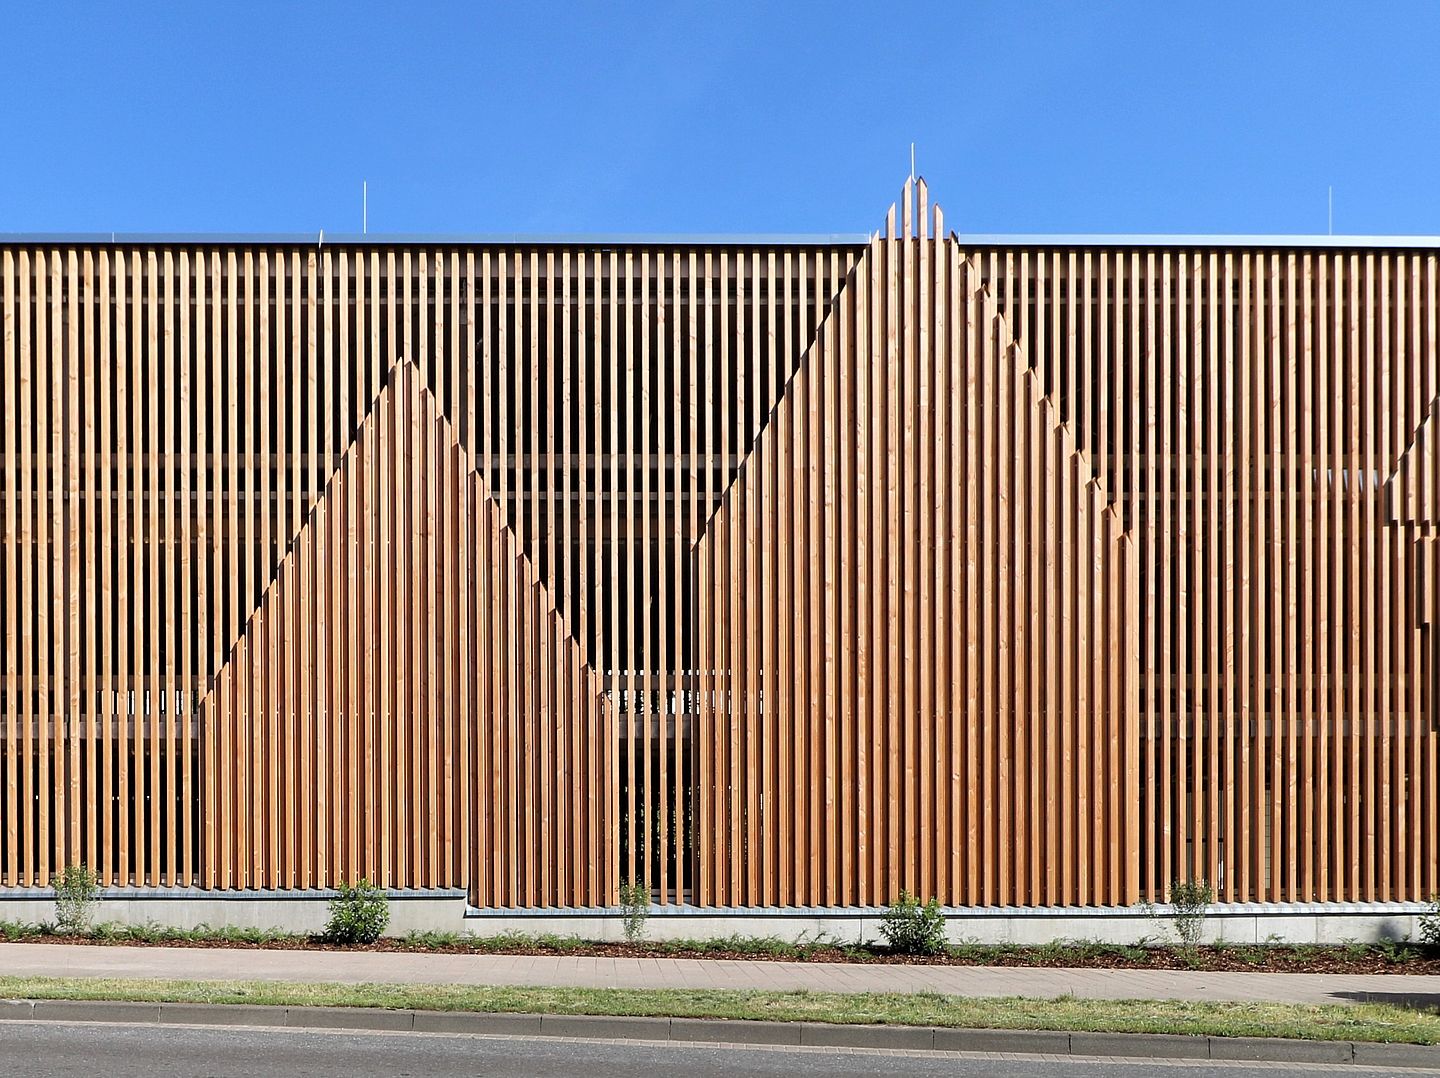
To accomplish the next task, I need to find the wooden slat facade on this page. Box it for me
[970,228,1440,905]
[0,183,1438,907]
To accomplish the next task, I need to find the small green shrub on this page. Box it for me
[0,919,45,941]
[1419,895,1440,948]
[1065,937,1104,962]
[1169,878,1213,950]
[533,931,587,952]
[322,880,390,945]
[880,891,947,955]
[948,936,987,962]
[87,921,122,941]
[53,864,101,935]
[402,929,470,950]
[1339,936,1366,959]
[1375,936,1416,963]
[619,878,649,943]
[1032,938,1064,963]
[123,920,167,944]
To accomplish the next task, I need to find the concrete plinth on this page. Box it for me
[0,889,1428,945]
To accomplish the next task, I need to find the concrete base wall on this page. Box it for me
[465,902,1432,946]
[0,889,471,936]
[0,890,1429,945]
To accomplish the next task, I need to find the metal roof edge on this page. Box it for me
[954,233,1440,249]
[2,232,1438,249]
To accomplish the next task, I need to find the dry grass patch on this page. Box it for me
[0,976,1436,1045]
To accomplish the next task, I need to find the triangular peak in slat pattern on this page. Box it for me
[693,181,1139,909]
[869,174,948,240]
[712,177,1120,530]
[197,358,614,908]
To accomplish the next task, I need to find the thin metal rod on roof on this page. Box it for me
[363,181,368,236]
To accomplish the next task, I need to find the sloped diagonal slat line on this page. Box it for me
[1388,395,1440,530]
[1386,397,1440,731]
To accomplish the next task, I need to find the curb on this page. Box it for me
[2,999,1439,1067]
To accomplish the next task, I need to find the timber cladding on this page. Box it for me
[0,181,1437,908]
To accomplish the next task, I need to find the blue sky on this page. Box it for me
[3,2,1438,235]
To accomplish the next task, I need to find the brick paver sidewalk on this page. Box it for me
[3,942,1438,1008]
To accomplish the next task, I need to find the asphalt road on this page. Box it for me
[0,1023,1432,1078]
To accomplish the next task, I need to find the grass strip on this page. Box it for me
[0,976,1436,1044]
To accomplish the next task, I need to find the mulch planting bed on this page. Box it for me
[3,931,1439,973]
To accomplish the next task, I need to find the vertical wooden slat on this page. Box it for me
[371,250,386,886]
[2,249,15,886]
[302,249,318,887]
[406,249,424,891]
[1006,245,1023,905]
[557,249,572,903]
[59,249,78,876]
[541,249,556,901]
[580,249,595,903]
[239,249,256,888]
[1314,252,1331,901]
[340,252,359,884]
[854,239,872,906]
[1299,251,1315,901]
[640,251,657,900]
[622,250,636,893]
[255,250,274,885]
[289,251,304,886]
[1405,254,1422,898]
[914,195,934,904]
[1361,252,1376,902]
[34,250,51,884]
[100,249,116,881]
[727,256,744,901]
[838,247,856,905]
[79,250,95,875]
[670,249,684,905]
[1376,254,1389,903]
[882,216,904,902]
[178,250,193,884]
[272,253,291,886]
[480,249,495,901]
[20,251,36,884]
[979,254,990,909]
[424,252,440,889]
[652,251,669,904]
[777,249,794,903]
